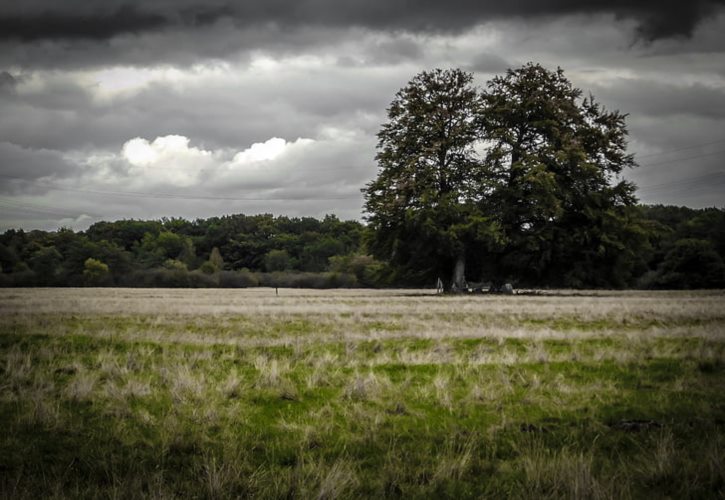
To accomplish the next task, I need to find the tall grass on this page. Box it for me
[0,288,723,498]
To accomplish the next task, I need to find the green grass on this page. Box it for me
[0,288,724,498]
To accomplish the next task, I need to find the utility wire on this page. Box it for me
[0,175,360,202]
[637,149,725,168]
[0,197,99,219]
[634,138,725,160]
[46,185,357,201]
[636,172,725,194]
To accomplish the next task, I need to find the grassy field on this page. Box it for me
[1,288,724,499]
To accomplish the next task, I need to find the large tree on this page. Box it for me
[479,63,645,286]
[363,68,499,290]
[364,63,645,289]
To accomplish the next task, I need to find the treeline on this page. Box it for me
[637,205,725,289]
[0,214,383,288]
[0,206,723,289]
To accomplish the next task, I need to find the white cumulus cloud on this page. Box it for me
[120,135,215,187]
[93,133,326,192]
[231,137,313,164]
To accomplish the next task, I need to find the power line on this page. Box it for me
[637,171,725,190]
[0,175,360,202]
[637,149,725,169]
[635,173,725,196]
[40,184,356,201]
[0,197,99,219]
[634,138,725,160]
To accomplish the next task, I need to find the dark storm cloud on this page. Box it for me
[0,4,235,41]
[0,6,166,41]
[1,0,723,43]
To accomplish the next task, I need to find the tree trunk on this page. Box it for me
[451,253,466,292]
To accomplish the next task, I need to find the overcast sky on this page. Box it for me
[1,0,724,231]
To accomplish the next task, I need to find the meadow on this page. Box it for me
[1,287,724,499]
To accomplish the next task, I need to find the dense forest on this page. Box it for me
[0,205,723,289]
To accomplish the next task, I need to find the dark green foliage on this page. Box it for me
[208,246,224,270]
[0,242,19,272]
[480,64,645,287]
[0,213,369,288]
[86,219,163,251]
[264,249,292,271]
[638,205,725,289]
[329,254,386,287]
[198,261,217,274]
[218,269,258,288]
[257,270,357,288]
[364,68,498,290]
[650,239,725,289]
[1,205,722,289]
[82,257,111,286]
[364,63,721,289]
[28,246,62,285]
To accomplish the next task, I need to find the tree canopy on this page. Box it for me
[479,63,646,287]
[364,63,650,289]
[363,68,499,290]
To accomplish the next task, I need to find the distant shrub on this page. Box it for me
[263,249,292,272]
[118,268,257,288]
[327,272,358,288]
[642,238,725,289]
[286,272,327,288]
[219,270,258,288]
[188,270,219,288]
[198,261,216,274]
[162,259,188,271]
[256,271,357,288]
[0,270,37,287]
[121,268,191,288]
[83,258,112,286]
[208,247,224,270]
[329,254,385,287]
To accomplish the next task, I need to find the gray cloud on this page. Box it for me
[0,5,168,41]
[0,23,347,71]
[0,131,374,231]
[0,142,78,194]
[466,53,511,75]
[0,71,16,89]
[0,5,724,230]
[1,8,722,72]
[360,37,425,66]
[0,54,399,152]
[589,79,725,119]
[1,0,723,43]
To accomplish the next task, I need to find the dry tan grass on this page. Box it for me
[1,288,724,498]
[2,289,723,359]
[1,287,723,320]
[317,460,358,500]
